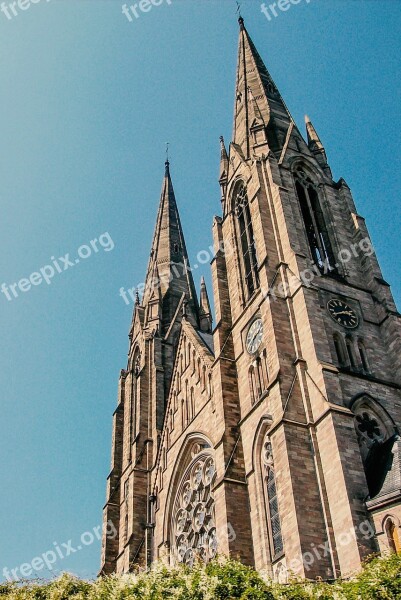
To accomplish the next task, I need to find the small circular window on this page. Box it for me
[356,412,382,441]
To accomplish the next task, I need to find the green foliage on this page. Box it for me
[336,553,401,599]
[0,554,400,600]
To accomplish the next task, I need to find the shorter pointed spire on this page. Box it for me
[219,136,229,211]
[219,136,229,182]
[305,115,332,177]
[199,276,213,334]
[182,298,188,320]
[305,115,324,151]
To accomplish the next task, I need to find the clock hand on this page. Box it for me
[250,330,258,343]
[249,330,261,350]
[250,333,257,347]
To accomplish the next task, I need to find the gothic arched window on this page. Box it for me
[181,398,185,430]
[124,514,129,543]
[249,365,257,405]
[131,349,141,442]
[267,469,283,555]
[262,436,283,557]
[185,381,190,423]
[190,387,195,421]
[257,356,267,394]
[351,395,396,465]
[385,518,401,554]
[346,337,356,369]
[294,169,336,271]
[333,332,347,366]
[358,340,370,373]
[171,452,217,565]
[250,355,268,405]
[262,349,269,389]
[234,184,259,298]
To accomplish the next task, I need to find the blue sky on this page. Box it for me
[0,0,400,582]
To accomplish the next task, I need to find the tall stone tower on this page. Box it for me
[101,18,401,580]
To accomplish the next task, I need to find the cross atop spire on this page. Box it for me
[236,1,245,29]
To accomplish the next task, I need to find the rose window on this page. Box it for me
[356,412,383,445]
[171,453,217,565]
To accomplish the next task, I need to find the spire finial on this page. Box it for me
[236,2,244,28]
[165,142,170,176]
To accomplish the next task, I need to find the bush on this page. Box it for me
[0,554,400,600]
[336,553,401,599]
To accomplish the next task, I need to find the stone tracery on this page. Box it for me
[171,453,217,565]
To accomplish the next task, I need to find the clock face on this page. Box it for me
[246,318,263,354]
[327,299,359,329]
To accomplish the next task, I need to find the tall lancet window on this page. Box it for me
[294,169,336,271]
[262,435,283,557]
[234,184,259,297]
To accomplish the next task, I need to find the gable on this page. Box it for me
[154,320,215,492]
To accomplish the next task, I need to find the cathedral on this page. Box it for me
[100,18,401,581]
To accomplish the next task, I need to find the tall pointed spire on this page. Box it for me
[142,160,199,330]
[233,18,296,158]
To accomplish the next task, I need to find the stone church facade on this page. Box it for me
[101,19,401,580]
